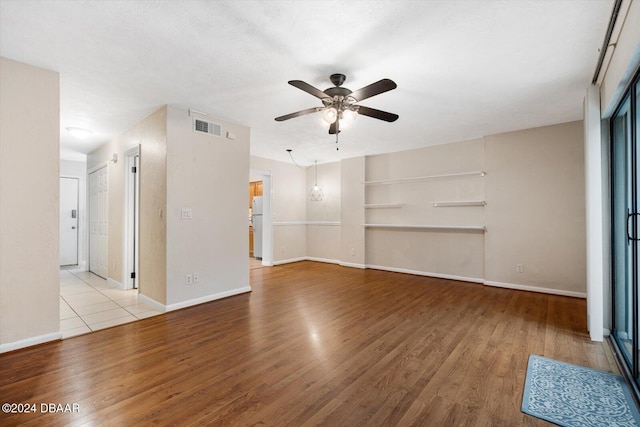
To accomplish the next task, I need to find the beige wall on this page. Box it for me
[365,139,486,280]
[87,106,167,304]
[250,155,307,262]
[307,161,341,261]
[484,121,586,293]
[166,107,250,306]
[0,58,60,350]
[340,156,366,267]
[253,123,586,296]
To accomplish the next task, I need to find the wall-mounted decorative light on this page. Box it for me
[287,149,323,202]
[66,127,93,139]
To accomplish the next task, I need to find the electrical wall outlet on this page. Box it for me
[193,273,199,284]
[185,274,193,285]
[281,246,285,254]
[351,248,356,256]
[516,264,524,273]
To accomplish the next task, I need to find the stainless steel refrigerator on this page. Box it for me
[252,196,263,259]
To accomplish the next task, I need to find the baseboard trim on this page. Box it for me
[306,257,340,265]
[107,278,124,290]
[137,293,167,312]
[0,331,62,354]
[483,280,587,298]
[274,256,363,268]
[339,261,366,269]
[272,257,307,265]
[365,264,484,284]
[165,286,252,312]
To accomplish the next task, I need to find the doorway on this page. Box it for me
[89,165,108,279]
[60,177,79,266]
[249,169,273,269]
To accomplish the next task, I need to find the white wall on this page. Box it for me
[0,57,60,352]
[60,159,87,269]
[165,107,250,308]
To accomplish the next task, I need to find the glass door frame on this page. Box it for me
[610,67,640,395]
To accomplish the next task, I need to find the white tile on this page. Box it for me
[135,310,163,319]
[89,315,137,331]
[83,308,133,325]
[60,317,87,331]
[99,287,136,298]
[60,304,77,320]
[73,300,119,316]
[60,284,94,296]
[64,291,110,307]
[62,325,92,339]
[111,294,140,307]
[123,302,155,315]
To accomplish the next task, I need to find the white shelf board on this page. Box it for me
[364,224,486,232]
[364,203,404,209]
[433,201,486,207]
[364,171,486,186]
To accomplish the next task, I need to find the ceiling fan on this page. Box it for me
[275,73,399,135]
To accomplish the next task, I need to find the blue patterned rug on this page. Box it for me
[522,355,640,426]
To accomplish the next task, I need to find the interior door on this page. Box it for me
[89,166,108,279]
[59,177,79,266]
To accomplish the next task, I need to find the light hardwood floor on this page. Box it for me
[0,261,616,426]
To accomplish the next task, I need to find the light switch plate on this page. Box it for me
[181,208,192,220]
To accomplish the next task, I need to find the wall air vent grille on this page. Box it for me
[193,118,222,137]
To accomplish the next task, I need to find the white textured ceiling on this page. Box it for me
[0,0,612,164]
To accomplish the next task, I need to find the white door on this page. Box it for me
[89,167,108,278]
[60,177,79,266]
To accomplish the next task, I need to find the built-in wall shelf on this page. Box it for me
[364,224,486,232]
[364,171,486,186]
[433,201,486,207]
[364,203,404,209]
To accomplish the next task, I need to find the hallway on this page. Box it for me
[60,269,163,338]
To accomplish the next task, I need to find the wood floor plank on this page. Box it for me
[0,261,617,426]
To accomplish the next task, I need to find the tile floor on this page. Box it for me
[60,268,164,339]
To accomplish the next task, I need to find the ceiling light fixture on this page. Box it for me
[286,149,323,202]
[66,127,93,139]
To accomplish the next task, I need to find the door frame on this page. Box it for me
[609,66,640,399]
[59,176,80,266]
[123,145,140,290]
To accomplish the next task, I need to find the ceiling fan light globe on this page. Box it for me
[322,108,338,124]
[342,109,357,123]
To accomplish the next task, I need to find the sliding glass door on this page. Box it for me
[612,73,639,385]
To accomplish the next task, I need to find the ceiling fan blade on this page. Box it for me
[329,120,340,134]
[357,106,399,122]
[289,80,330,100]
[275,107,321,121]
[349,79,397,102]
